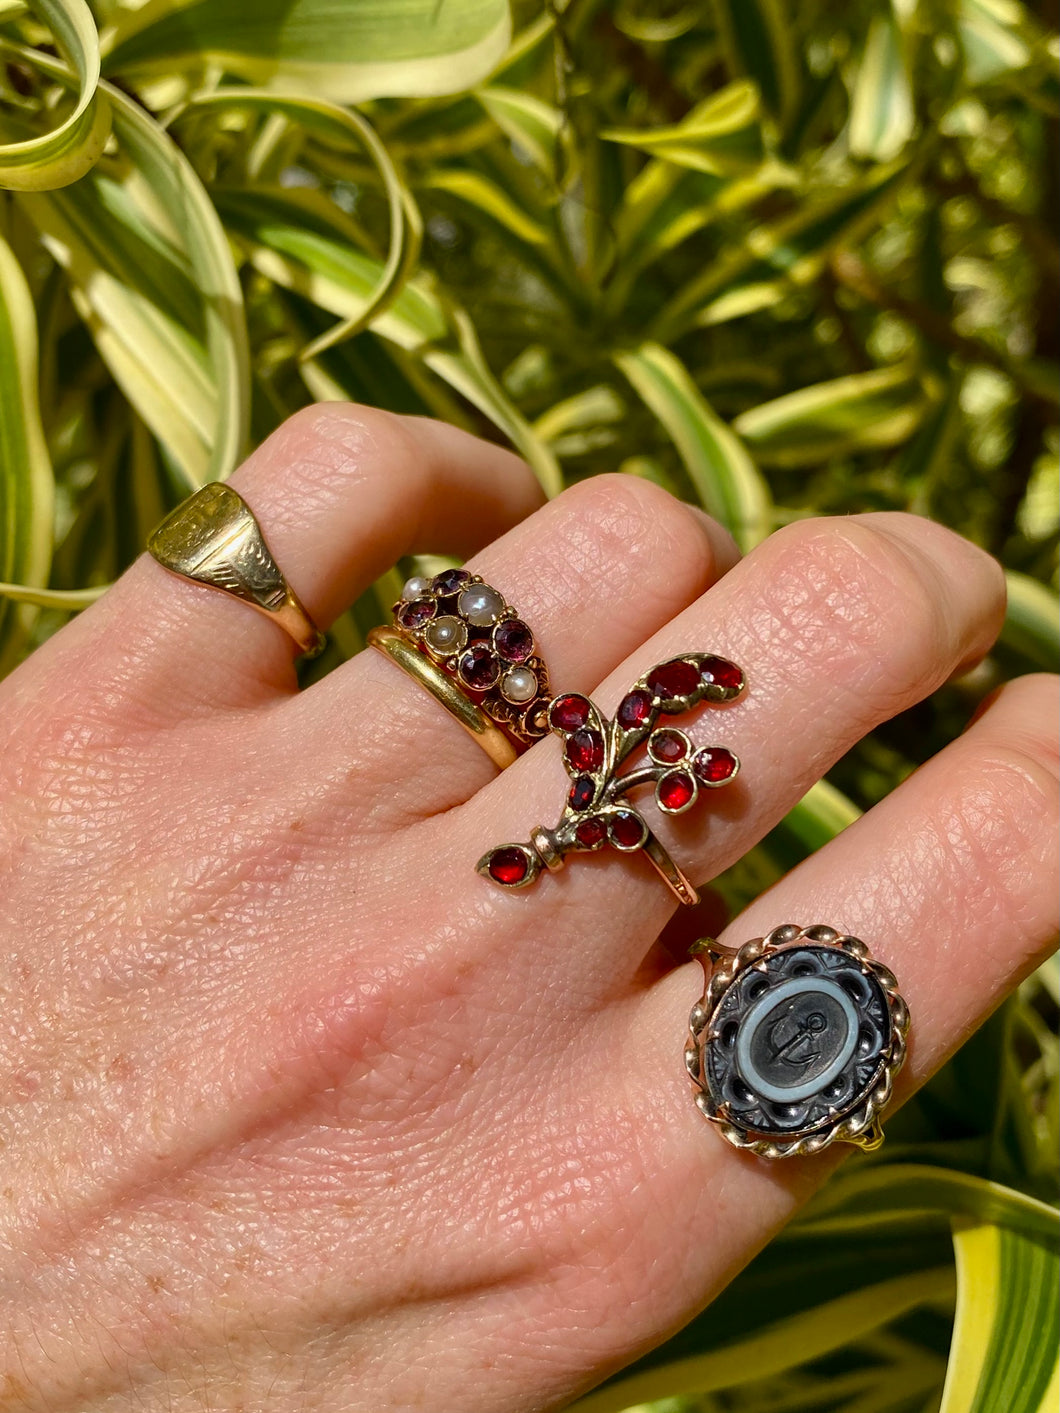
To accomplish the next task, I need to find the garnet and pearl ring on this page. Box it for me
[367,569,553,767]
[686,924,909,1158]
[478,653,745,905]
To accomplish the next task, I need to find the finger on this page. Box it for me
[289,475,740,815]
[25,408,544,712]
[600,673,1058,1345]
[457,513,1007,980]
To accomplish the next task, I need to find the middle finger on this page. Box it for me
[453,512,1006,983]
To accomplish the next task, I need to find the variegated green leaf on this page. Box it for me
[615,342,771,550]
[104,0,511,104]
[848,11,916,162]
[656,160,914,336]
[475,86,563,179]
[0,0,110,190]
[185,89,421,362]
[420,168,548,245]
[712,0,800,126]
[1001,572,1060,672]
[958,0,1032,83]
[777,778,862,854]
[733,364,927,467]
[940,1220,1059,1413]
[0,231,54,665]
[600,80,764,176]
[19,60,248,487]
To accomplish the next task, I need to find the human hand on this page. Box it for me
[1,407,1056,1412]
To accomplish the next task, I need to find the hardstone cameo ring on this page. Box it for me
[685,924,909,1159]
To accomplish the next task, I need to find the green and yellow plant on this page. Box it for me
[1,1,1057,1409]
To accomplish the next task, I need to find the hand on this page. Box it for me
[1,406,1056,1412]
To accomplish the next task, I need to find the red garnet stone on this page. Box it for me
[494,619,535,662]
[609,811,646,849]
[658,770,696,812]
[616,689,654,730]
[700,656,743,693]
[575,817,607,849]
[459,645,500,691]
[693,747,738,784]
[398,597,436,629]
[569,775,596,812]
[550,693,592,733]
[647,659,700,701]
[566,728,604,772]
[488,847,529,885]
[650,728,687,763]
[431,568,472,595]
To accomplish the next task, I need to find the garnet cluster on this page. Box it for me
[477,651,745,891]
[394,569,551,745]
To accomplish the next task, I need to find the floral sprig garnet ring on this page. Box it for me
[478,654,745,905]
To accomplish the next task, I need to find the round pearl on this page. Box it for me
[424,615,467,656]
[402,575,430,600]
[501,666,538,704]
[458,585,505,627]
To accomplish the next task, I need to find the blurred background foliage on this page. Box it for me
[0,0,1057,1410]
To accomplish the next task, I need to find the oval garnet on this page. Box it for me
[616,688,654,730]
[488,847,530,885]
[431,568,472,595]
[649,728,688,763]
[609,811,646,850]
[494,619,535,662]
[700,656,744,693]
[575,817,607,849]
[550,694,592,733]
[566,728,604,772]
[657,770,696,812]
[459,645,500,691]
[569,776,595,812]
[398,597,437,629]
[693,747,738,784]
[647,659,700,701]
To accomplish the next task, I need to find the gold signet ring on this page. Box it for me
[147,484,325,658]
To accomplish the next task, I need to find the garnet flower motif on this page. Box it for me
[477,653,744,904]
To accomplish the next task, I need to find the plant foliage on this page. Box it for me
[1,0,1057,1409]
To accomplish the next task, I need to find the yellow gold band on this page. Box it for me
[367,625,518,769]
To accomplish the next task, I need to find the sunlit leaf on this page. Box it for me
[615,342,771,550]
[777,778,861,854]
[475,85,564,179]
[104,0,511,104]
[848,12,916,162]
[0,231,54,667]
[958,0,1032,83]
[601,80,764,176]
[1001,572,1060,672]
[733,364,927,467]
[0,0,110,190]
[420,167,548,245]
[940,1220,1059,1413]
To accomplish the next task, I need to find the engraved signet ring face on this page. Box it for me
[686,924,909,1159]
[148,483,324,658]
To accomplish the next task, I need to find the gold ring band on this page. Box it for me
[147,483,324,658]
[367,625,517,769]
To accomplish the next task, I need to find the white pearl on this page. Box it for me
[458,585,505,627]
[425,615,467,656]
[402,575,430,600]
[501,666,538,703]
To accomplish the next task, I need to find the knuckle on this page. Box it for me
[756,516,959,709]
[547,474,716,600]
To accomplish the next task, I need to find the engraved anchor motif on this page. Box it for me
[478,653,745,904]
[767,1009,827,1069]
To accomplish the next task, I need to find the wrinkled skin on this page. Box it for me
[0,407,1056,1412]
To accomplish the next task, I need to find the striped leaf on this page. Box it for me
[940,1220,1059,1413]
[848,11,916,162]
[20,63,249,487]
[0,232,54,666]
[475,86,564,179]
[600,80,764,176]
[614,342,771,550]
[1001,572,1060,672]
[712,0,800,126]
[0,0,110,190]
[104,0,511,104]
[733,364,927,467]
